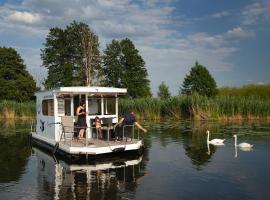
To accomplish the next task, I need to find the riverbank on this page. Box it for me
[1,94,270,120]
[0,100,35,119]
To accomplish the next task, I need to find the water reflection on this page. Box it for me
[0,130,31,183]
[148,121,218,169]
[1,120,270,200]
[182,130,216,169]
[34,147,146,200]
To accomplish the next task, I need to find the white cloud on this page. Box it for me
[211,11,230,19]
[187,33,224,47]
[242,1,270,25]
[223,27,255,40]
[7,11,41,24]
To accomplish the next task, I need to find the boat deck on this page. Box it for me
[60,138,141,148]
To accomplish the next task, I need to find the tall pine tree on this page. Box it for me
[102,38,151,98]
[181,62,218,97]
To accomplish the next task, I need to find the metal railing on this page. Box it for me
[59,123,141,147]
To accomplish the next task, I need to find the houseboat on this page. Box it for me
[31,86,144,160]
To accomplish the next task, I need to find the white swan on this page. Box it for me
[233,134,253,151]
[206,130,225,146]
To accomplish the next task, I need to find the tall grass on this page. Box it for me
[0,100,35,119]
[1,95,270,120]
[119,94,270,120]
[219,84,270,99]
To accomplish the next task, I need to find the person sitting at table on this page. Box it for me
[93,116,102,139]
[114,110,147,140]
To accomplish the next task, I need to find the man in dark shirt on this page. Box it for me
[114,110,147,140]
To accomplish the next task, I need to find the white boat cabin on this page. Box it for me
[35,86,126,141]
[32,86,143,157]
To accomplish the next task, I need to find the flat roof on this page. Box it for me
[36,86,127,95]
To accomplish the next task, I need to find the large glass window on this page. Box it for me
[42,99,54,116]
[104,97,116,115]
[88,97,101,115]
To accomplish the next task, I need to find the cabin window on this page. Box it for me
[65,99,71,116]
[57,98,64,115]
[88,97,101,115]
[57,98,71,116]
[42,99,54,116]
[104,97,116,115]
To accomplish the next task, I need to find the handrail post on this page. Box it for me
[86,127,88,146]
[107,127,109,142]
[132,125,134,141]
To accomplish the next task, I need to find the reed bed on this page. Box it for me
[0,100,35,119]
[219,84,270,99]
[119,94,270,120]
[1,95,270,120]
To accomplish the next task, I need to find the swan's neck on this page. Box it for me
[234,136,237,146]
[207,132,209,143]
[207,142,210,155]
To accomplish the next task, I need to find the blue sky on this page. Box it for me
[0,0,269,95]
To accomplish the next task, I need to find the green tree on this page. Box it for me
[0,47,36,101]
[102,38,151,98]
[41,21,100,89]
[181,62,218,97]
[157,81,171,99]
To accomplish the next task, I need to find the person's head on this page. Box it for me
[95,116,100,122]
[80,101,86,107]
[128,110,135,115]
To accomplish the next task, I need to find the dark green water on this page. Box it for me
[0,120,270,200]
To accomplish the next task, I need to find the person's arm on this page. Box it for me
[114,117,124,129]
[134,122,147,133]
[76,107,84,115]
[76,107,81,116]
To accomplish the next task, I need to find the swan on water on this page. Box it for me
[206,130,225,146]
[233,134,253,151]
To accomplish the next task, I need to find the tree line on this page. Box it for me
[0,21,225,102]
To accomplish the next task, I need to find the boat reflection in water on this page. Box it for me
[34,147,146,199]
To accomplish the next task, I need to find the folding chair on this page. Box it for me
[60,116,76,141]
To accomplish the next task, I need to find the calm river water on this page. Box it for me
[0,120,270,200]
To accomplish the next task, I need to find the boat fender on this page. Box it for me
[112,147,125,152]
[52,142,59,155]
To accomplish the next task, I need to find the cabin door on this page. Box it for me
[73,95,86,115]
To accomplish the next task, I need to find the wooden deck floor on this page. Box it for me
[60,138,140,148]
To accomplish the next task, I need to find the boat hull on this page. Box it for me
[31,133,144,163]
